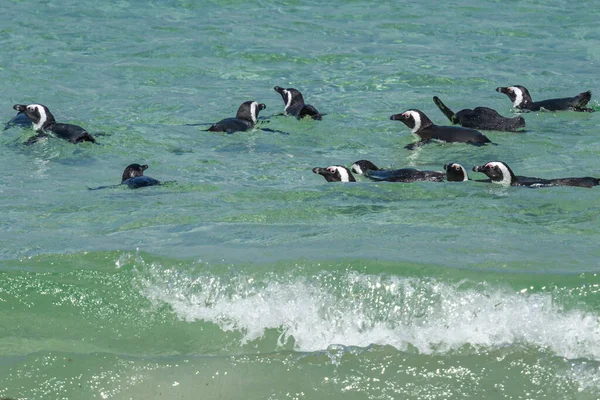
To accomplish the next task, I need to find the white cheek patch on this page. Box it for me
[250,102,258,124]
[487,162,512,185]
[455,164,469,181]
[28,104,47,131]
[404,110,422,133]
[508,86,523,107]
[284,90,292,112]
[329,166,350,182]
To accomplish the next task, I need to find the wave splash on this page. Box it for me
[137,262,600,360]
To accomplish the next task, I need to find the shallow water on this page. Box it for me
[1,0,600,399]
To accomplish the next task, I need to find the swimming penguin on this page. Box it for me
[350,159,446,182]
[273,86,322,120]
[390,109,492,150]
[496,85,594,112]
[13,104,96,144]
[443,162,470,182]
[312,165,356,182]
[432,96,525,131]
[207,101,266,133]
[4,109,32,131]
[88,163,161,190]
[472,161,599,188]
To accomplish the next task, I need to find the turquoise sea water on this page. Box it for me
[1,0,600,398]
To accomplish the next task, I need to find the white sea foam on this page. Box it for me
[139,268,600,361]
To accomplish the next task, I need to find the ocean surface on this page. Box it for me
[1,0,600,398]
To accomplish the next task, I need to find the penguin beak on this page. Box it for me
[312,167,336,181]
[274,86,284,94]
[472,165,486,172]
[141,164,149,171]
[13,104,27,112]
[496,87,508,94]
[258,103,266,111]
[390,113,406,121]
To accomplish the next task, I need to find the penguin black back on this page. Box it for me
[433,96,525,132]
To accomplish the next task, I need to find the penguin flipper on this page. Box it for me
[23,133,49,145]
[206,124,224,132]
[432,96,458,124]
[404,139,430,150]
[87,184,121,191]
[72,132,96,144]
[259,127,290,135]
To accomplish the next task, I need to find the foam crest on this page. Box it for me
[138,267,600,360]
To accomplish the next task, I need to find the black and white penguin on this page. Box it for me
[312,165,356,182]
[273,86,322,120]
[121,163,161,188]
[496,85,594,112]
[207,101,266,133]
[390,109,492,150]
[88,163,161,190]
[472,161,599,188]
[4,109,32,131]
[432,96,525,131]
[443,162,470,182]
[350,159,446,183]
[13,104,96,144]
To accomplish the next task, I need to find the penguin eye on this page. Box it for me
[507,88,513,93]
[454,165,460,171]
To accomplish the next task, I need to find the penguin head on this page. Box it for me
[122,163,148,182]
[274,86,305,112]
[236,101,266,124]
[390,109,432,133]
[312,165,356,182]
[350,160,380,175]
[472,161,515,185]
[14,103,55,131]
[444,163,469,182]
[496,85,532,108]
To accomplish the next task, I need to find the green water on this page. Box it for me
[1,0,600,398]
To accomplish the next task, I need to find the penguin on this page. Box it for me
[312,165,356,182]
[390,109,492,150]
[4,109,32,131]
[472,161,599,188]
[207,101,266,133]
[13,104,96,144]
[443,162,470,182]
[496,85,594,112]
[88,163,161,190]
[350,159,445,182]
[432,96,525,131]
[273,86,322,120]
